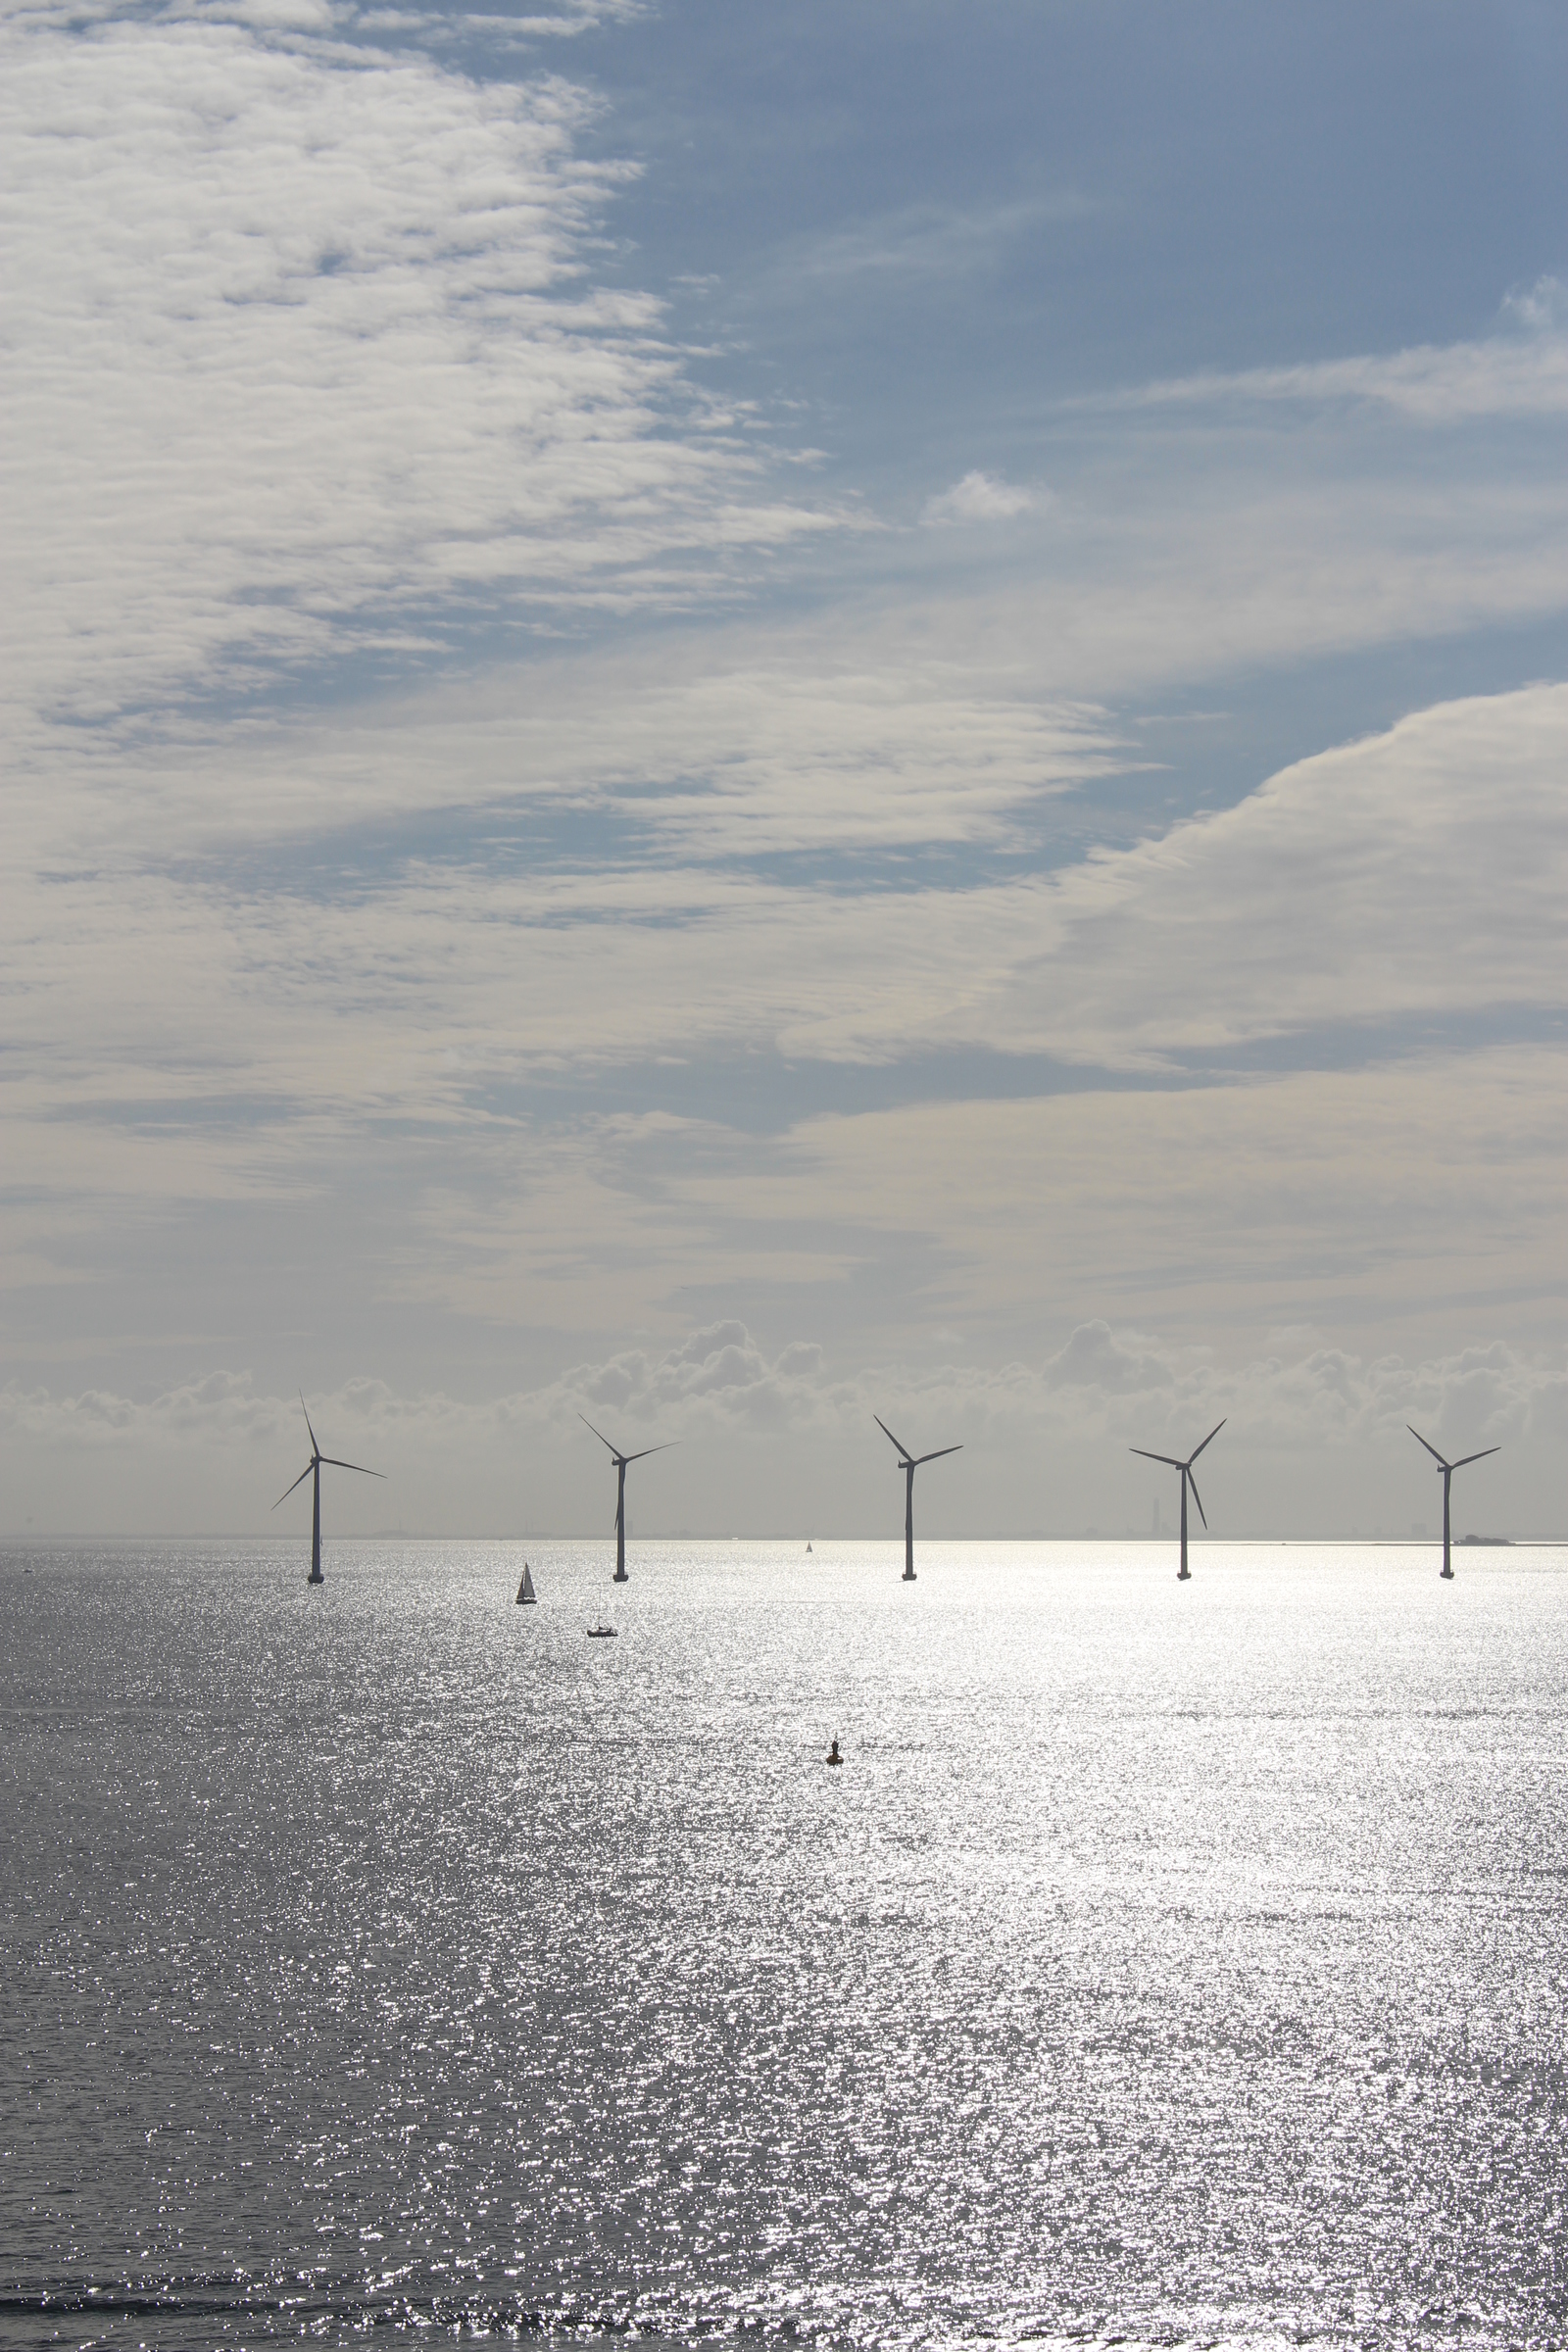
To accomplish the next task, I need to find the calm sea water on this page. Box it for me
[3,1538,1566,2351]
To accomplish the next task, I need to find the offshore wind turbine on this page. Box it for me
[874,1416,961,1583]
[1130,1420,1224,1582]
[579,1416,675,1584]
[1407,1426,1500,1580]
[273,1397,384,1586]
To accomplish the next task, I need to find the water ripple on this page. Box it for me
[3,1539,1566,2349]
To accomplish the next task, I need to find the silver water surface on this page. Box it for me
[2,1540,1566,2350]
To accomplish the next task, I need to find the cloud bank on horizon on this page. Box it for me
[3,0,1566,1533]
[4,1320,1557,1539]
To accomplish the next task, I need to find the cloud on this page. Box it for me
[667,1042,1568,1363]
[271,682,1568,1073]
[1096,287,1568,423]
[0,1326,856,1472]
[556,1319,834,1429]
[15,661,1568,1374]
[1,2,837,745]
[7,1325,1529,1458]
[922,471,1037,525]
[9,3,1568,1476]
[1001,681,1568,1070]
[1500,273,1568,335]
[5,1324,1563,1535]
[1041,1320,1172,1395]
[781,193,1092,288]
[5,679,1567,1371]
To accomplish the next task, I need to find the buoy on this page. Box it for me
[826,1739,843,1767]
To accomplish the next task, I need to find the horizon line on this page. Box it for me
[2,1530,1560,1547]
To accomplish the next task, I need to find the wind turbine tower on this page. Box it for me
[580,1417,674,1583]
[874,1416,961,1582]
[1130,1420,1225,1582]
[1407,1426,1500,1579]
[273,1398,384,1585]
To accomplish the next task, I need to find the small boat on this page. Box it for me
[826,1739,843,1767]
[516,1563,536,1603]
[806,1541,812,1552]
[587,1624,616,1640]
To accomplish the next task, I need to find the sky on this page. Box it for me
[4,0,1567,1539]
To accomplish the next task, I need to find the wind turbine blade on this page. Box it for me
[578,1414,617,1455]
[1407,1425,1451,1470]
[913,1444,962,1465]
[318,1456,385,1479]
[300,1393,319,1456]
[1130,1447,1185,1469]
[622,1442,676,1465]
[1449,1446,1501,1470]
[272,1462,314,1508]
[1188,1419,1226,1465]
[1186,1466,1208,1529]
[874,1415,914,1461]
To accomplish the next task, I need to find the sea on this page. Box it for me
[2,1538,1566,2352]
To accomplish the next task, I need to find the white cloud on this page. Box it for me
[5,680,1567,1352]
[783,192,1092,287]
[922,471,1037,525]
[1000,681,1568,1069]
[668,1044,1568,1365]
[5,1323,1563,1536]
[0,3,837,745]
[1100,291,1568,423]
[1500,272,1568,335]
[8,9,1568,1556]
[10,1324,1558,1457]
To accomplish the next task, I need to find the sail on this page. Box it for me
[517,1564,536,1603]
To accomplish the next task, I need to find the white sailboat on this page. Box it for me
[516,1562,536,1604]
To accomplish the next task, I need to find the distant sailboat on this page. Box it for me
[806,1541,812,1552]
[516,1563,536,1604]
